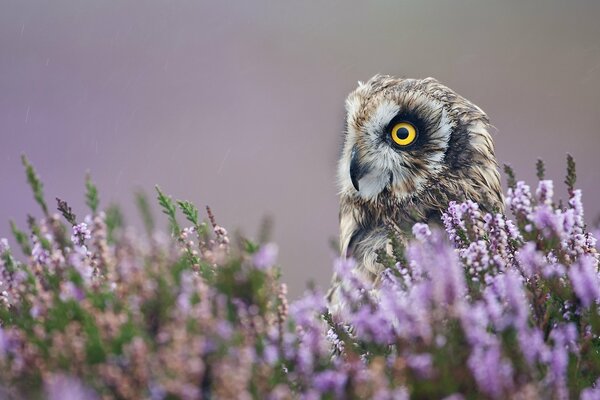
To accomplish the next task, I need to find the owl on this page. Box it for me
[328,75,503,304]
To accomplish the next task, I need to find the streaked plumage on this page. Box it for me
[328,75,503,304]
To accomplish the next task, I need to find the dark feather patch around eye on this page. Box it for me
[383,111,428,151]
[445,123,473,169]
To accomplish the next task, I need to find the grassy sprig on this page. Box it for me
[376,247,396,269]
[85,173,99,214]
[177,200,199,227]
[536,159,545,181]
[56,197,77,226]
[389,231,407,265]
[503,164,517,190]
[21,155,48,216]
[258,216,274,244]
[27,214,51,251]
[105,204,124,244]
[156,186,180,236]
[10,220,31,256]
[565,153,577,195]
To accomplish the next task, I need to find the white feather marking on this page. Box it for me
[428,106,452,142]
[363,101,399,136]
[357,171,389,201]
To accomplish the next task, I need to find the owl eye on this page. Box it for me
[390,122,418,147]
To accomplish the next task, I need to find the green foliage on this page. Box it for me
[155,185,180,236]
[10,220,31,256]
[565,153,577,194]
[177,200,199,227]
[536,158,545,180]
[21,155,48,216]
[503,163,516,190]
[1,155,599,400]
[85,173,100,213]
[105,204,124,243]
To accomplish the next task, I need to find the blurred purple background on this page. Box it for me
[2,1,599,297]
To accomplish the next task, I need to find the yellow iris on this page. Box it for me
[391,122,417,146]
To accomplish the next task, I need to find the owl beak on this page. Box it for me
[349,145,366,192]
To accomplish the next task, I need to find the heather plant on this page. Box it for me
[0,156,599,399]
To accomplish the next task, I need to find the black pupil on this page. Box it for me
[396,127,410,140]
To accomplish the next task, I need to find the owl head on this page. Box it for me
[338,75,501,210]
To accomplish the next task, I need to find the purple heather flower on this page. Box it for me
[313,370,348,398]
[176,292,191,313]
[176,270,196,314]
[412,223,431,241]
[263,343,279,365]
[442,200,481,247]
[407,230,466,307]
[68,245,94,285]
[458,200,481,221]
[461,240,490,274]
[591,230,599,250]
[389,388,410,400]
[71,223,92,246]
[406,353,433,378]
[536,180,554,205]
[59,281,85,302]
[180,384,200,399]
[45,374,98,400]
[333,257,356,276]
[483,213,519,270]
[530,205,564,239]
[31,241,50,265]
[565,189,592,256]
[326,328,345,354]
[351,304,394,344]
[581,379,600,400]
[329,257,375,311]
[506,181,533,217]
[299,390,321,400]
[482,288,505,330]
[562,208,576,238]
[442,395,465,400]
[461,302,493,347]
[290,290,327,327]
[0,326,7,360]
[516,242,546,278]
[288,291,329,372]
[548,324,578,400]
[371,383,410,400]
[488,270,529,330]
[543,262,566,279]
[148,382,167,400]
[468,344,513,399]
[216,320,233,341]
[30,304,41,318]
[253,243,278,269]
[442,201,466,246]
[0,238,9,254]
[517,328,550,366]
[568,189,584,228]
[505,219,521,241]
[384,283,433,342]
[568,255,600,307]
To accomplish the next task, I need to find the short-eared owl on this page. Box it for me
[328,75,503,303]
